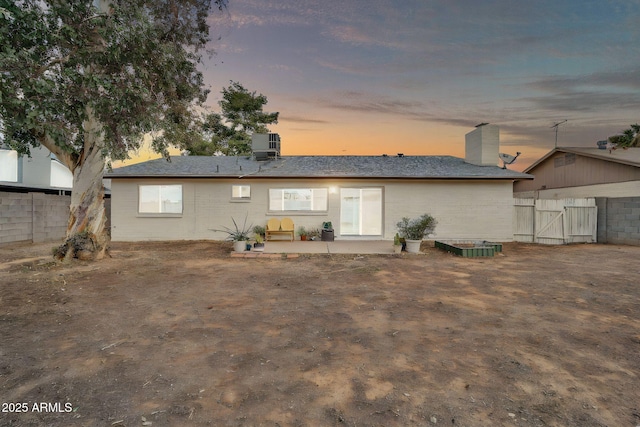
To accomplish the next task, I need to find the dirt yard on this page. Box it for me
[1,241,639,427]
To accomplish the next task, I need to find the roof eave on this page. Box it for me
[523,147,640,172]
[107,174,532,180]
[561,147,640,168]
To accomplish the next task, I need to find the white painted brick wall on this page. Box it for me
[111,178,515,242]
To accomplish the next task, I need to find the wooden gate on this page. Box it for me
[513,198,597,244]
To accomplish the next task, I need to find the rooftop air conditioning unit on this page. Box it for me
[252,133,281,160]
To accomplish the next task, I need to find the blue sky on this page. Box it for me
[199,0,640,169]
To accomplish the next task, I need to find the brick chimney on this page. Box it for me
[465,123,499,166]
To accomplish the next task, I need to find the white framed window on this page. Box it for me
[139,185,183,214]
[0,149,18,182]
[232,184,251,199]
[269,188,328,212]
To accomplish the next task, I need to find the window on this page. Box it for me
[232,185,251,199]
[139,185,183,214]
[564,153,576,165]
[0,149,18,182]
[269,188,328,212]
[554,156,565,168]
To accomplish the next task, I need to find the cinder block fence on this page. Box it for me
[596,197,640,246]
[0,192,70,245]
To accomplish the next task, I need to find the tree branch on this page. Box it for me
[39,133,79,173]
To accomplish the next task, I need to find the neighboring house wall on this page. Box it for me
[51,160,74,188]
[0,146,73,189]
[20,147,53,187]
[514,181,640,199]
[110,178,515,242]
[0,192,70,245]
[596,197,640,246]
[514,151,640,193]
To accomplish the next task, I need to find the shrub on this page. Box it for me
[212,215,253,241]
[396,214,437,240]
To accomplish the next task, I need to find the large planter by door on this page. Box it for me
[233,240,247,252]
[405,239,422,253]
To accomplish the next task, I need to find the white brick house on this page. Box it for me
[106,125,532,242]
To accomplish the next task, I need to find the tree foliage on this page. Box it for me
[186,81,279,156]
[0,0,226,162]
[0,0,227,259]
[608,123,640,148]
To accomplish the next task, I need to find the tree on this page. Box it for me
[186,81,279,156]
[608,123,640,148]
[0,0,227,260]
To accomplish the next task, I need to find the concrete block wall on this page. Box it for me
[0,192,70,245]
[0,193,32,244]
[595,196,640,246]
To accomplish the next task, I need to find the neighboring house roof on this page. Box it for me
[523,147,640,173]
[106,155,533,180]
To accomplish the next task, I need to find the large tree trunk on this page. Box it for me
[50,110,110,261]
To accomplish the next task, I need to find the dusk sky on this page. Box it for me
[167,1,639,171]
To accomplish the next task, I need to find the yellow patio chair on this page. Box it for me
[265,218,281,241]
[265,217,295,241]
[280,217,295,241]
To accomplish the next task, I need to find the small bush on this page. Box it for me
[396,214,437,240]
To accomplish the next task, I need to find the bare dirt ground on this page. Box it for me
[1,241,639,427]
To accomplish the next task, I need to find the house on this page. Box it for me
[106,124,532,242]
[0,145,73,194]
[513,146,640,246]
[513,146,640,198]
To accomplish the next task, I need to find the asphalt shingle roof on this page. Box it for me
[107,155,532,180]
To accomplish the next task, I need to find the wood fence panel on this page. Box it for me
[513,198,535,242]
[513,198,597,244]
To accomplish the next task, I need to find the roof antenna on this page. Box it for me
[551,120,567,148]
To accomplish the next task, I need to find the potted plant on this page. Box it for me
[297,226,308,241]
[253,234,265,252]
[393,233,402,254]
[211,215,253,252]
[252,225,266,240]
[307,227,321,241]
[396,214,437,253]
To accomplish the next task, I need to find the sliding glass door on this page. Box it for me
[340,188,382,236]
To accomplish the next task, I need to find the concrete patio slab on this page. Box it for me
[259,240,395,254]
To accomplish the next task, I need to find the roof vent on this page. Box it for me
[397,153,404,158]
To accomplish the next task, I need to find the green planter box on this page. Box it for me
[435,240,502,257]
